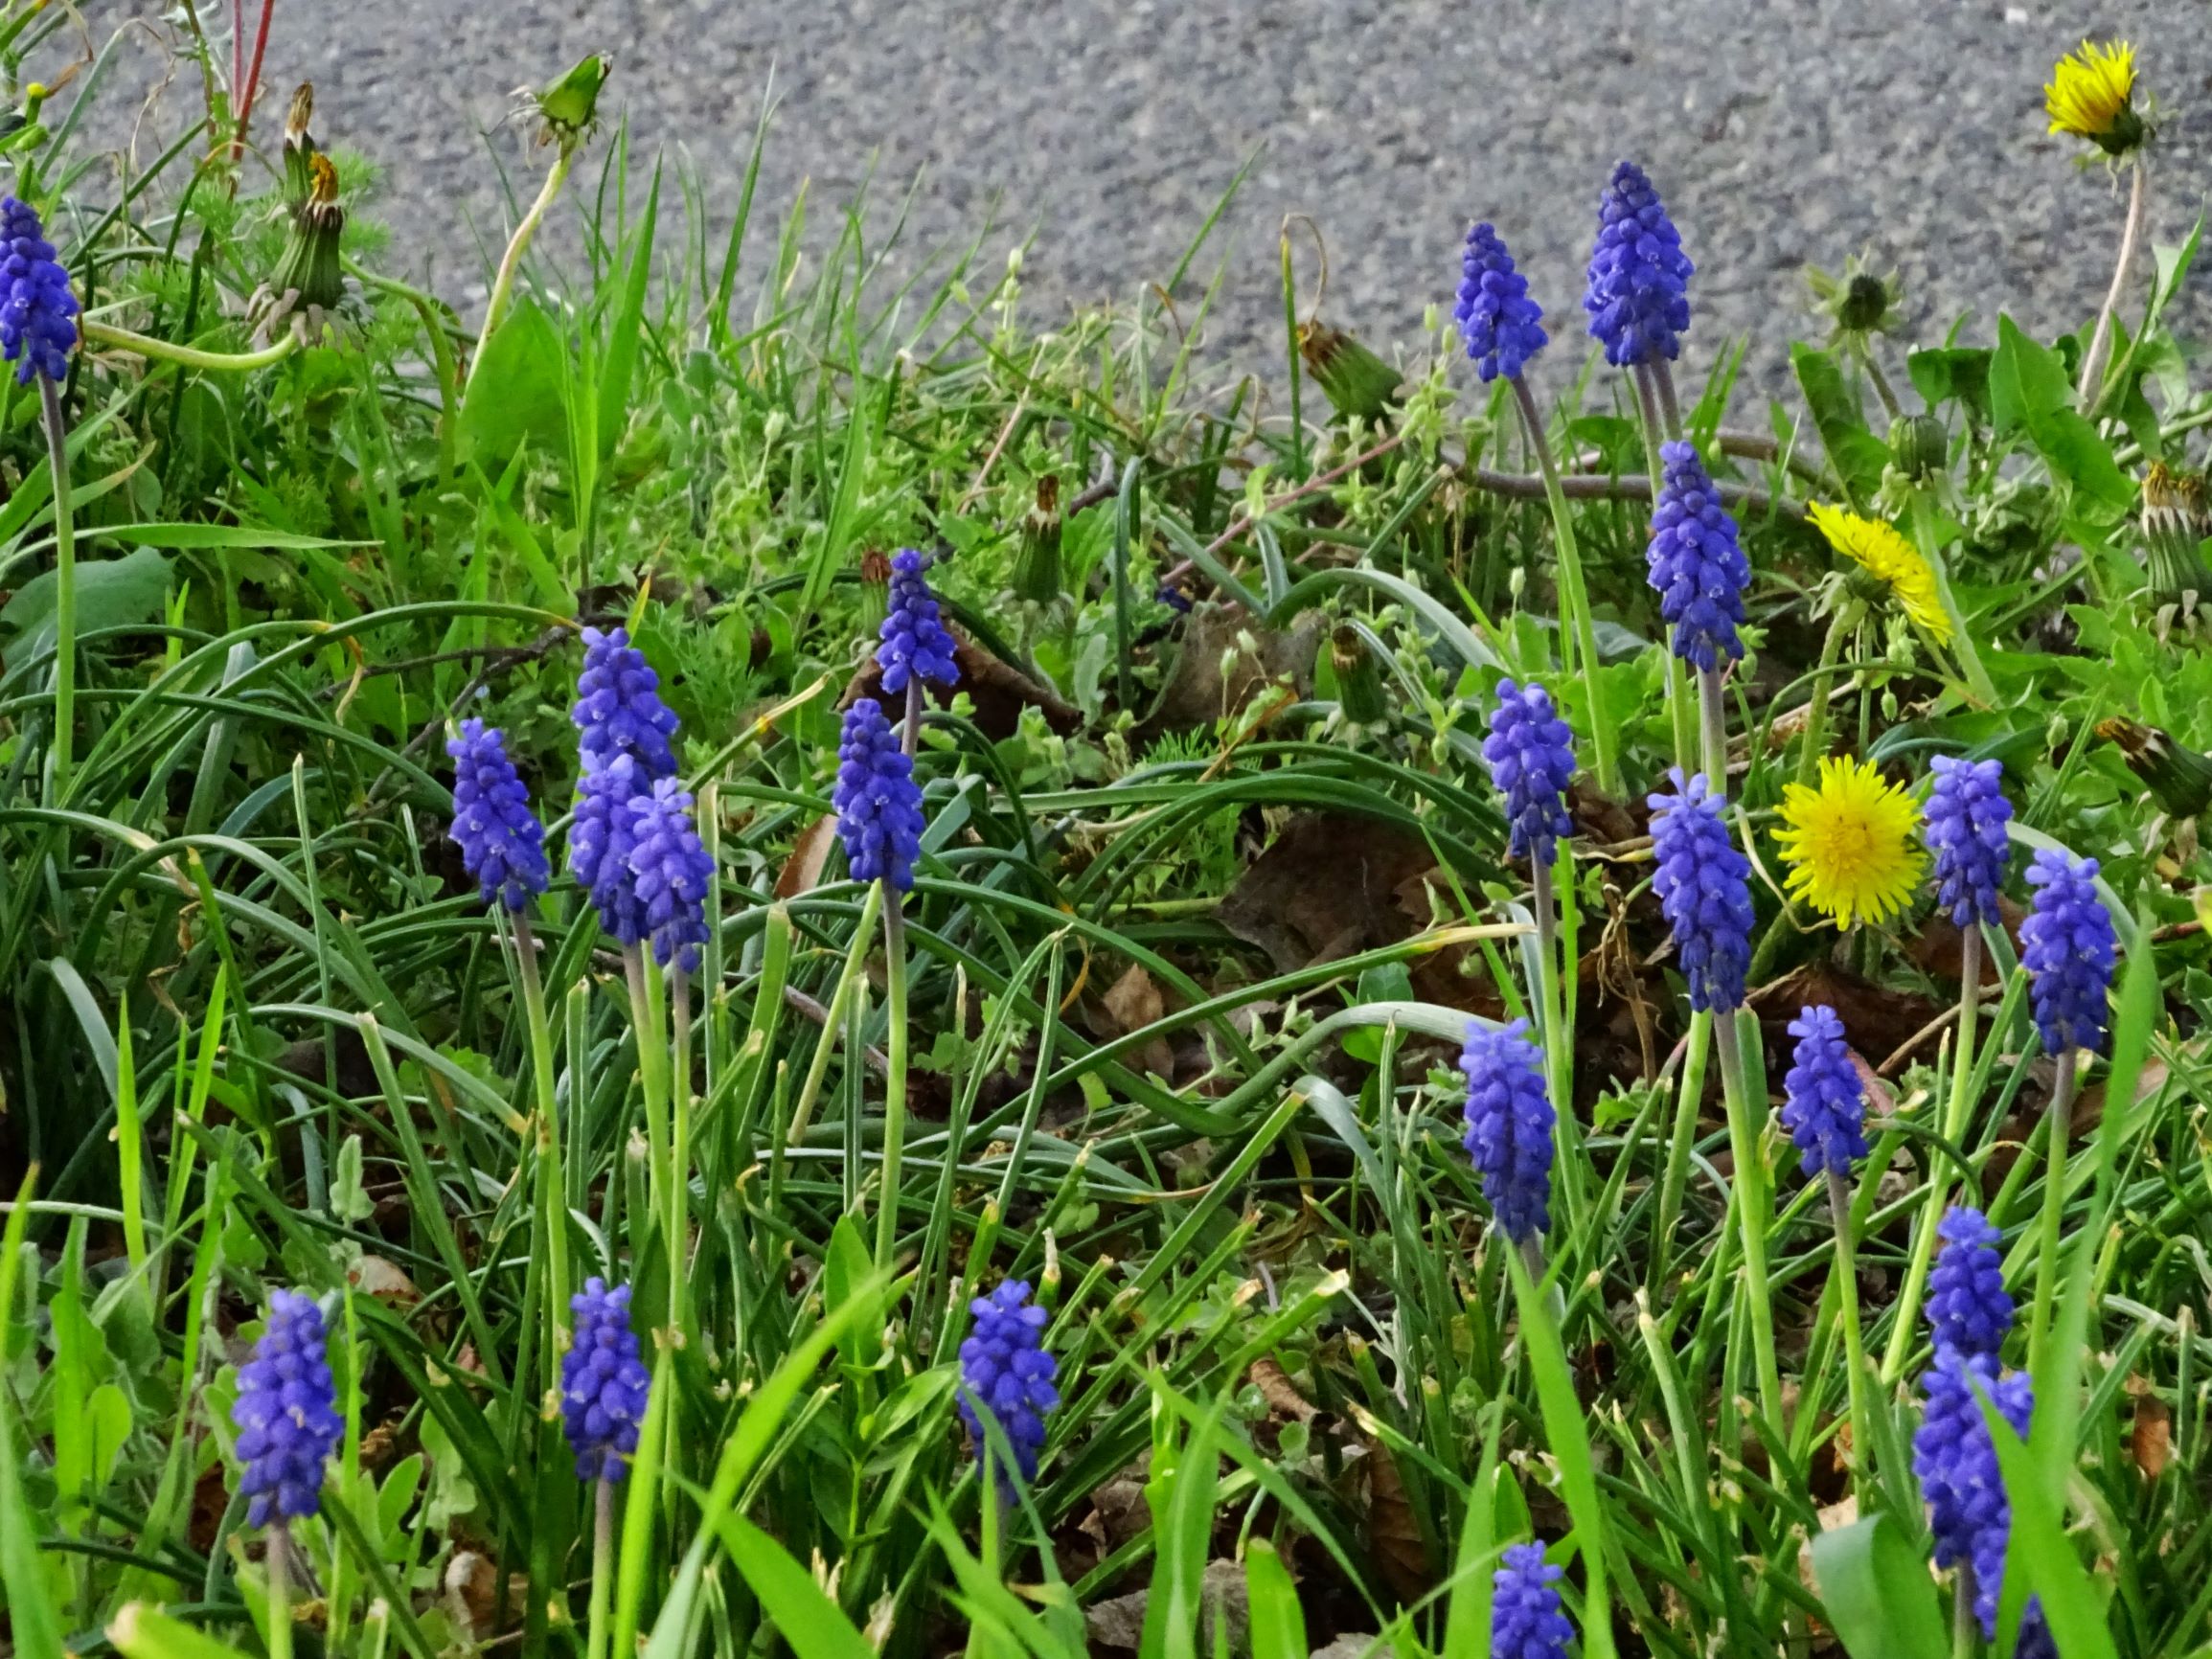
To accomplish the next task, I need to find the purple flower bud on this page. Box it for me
[573,626,679,778]
[1459,1018,1555,1244]
[560,1278,651,1484]
[0,196,78,384]
[1490,1541,1573,1659]
[1925,757,2014,929]
[877,549,960,695]
[445,719,548,911]
[1927,1207,2013,1363]
[1648,770,1753,1013]
[624,776,714,972]
[832,699,925,892]
[231,1289,342,1527]
[1646,443,1749,673]
[1483,678,1577,867]
[1781,1004,1867,1178]
[1584,161,1692,368]
[1455,222,1547,383]
[2021,847,2115,1056]
[958,1280,1058,1490]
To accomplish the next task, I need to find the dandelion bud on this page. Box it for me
[855,549,892,635]
[1297,320,1402,420]
[281,83,316,210]
[1329,625,1389,725]
[2139,461,2211,605]
[2098,716,2212,821]
[532,53,610,153]
[1011,474,1063,604]
[1888,413,1947,482]
[249,153,345,346]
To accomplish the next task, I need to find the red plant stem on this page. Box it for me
[231,0,278,161]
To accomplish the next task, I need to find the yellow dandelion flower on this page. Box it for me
[1808,501,1953,645]
[2045,40,2142,150]
[1775,757,1927,929]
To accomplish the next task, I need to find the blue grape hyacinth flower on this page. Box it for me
[958,1280,1060,1489]
[1925,757,2014,929]
[560,1278,651,1484]
[2020,846,2116,1056]
[1648,770,1754,1013]
[625,776,714,973]
[1490,1541,1573,1659]
[1646,442,1750,673]
[446,719,549,912]
[832,699,926,892]
[877,549,960,695]
[1483,679,1577,867]
[570,753,650,946]
[1455,222,1548,384]
[231,1289,343,1528]
[1914,1347,2037,1640]
[1459,1018,1556,1244]
[573,626,679,777]
[0,195,78,384]
[1927,1206,2013,1364]
[1780,1004,1867,1178]
[1584,160,1693,368]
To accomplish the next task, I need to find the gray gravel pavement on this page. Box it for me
[99,1,2209,399]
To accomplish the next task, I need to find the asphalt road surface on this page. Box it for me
[98,1,2209,402]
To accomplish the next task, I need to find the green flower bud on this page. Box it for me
[249,152,346,345]
[856,549,891,636]
[533,54,610,153]
[1011,475,1063,604]
[1329,624,1389,725]
[2100,716,2212,820]
[1888,413,1948,481]
[2139,461,2212,604]
[282,83,316,212]
[1297,321,1402,421]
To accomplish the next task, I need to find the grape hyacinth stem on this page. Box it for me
[1952,1559,1978,1659]
[471,147,577,396]
[621,944,675,1302]
[876,898,910,1271]
[2079,158,2150,409]
[1651,1010,1713,1300]
[1511,375,1618,794]
[1882,925,1985,1383]
[1713,1010,1786,1434]
[1650,359,1684,442]
[512,914,570,1355]
[585,1478,615,1659]
[2029,1047,2079,1371]
[266,1523,293,1659]
[37,374,73,804]
[1697,666,1729,806]
[1527,854,1586,1236]
[901,675,924,759]
[671,968,694,1307]
[1824,1165,1873,1474]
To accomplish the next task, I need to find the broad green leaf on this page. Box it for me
[108,1603,255,1659]
[1790,343,1889,508]
[1245,1540,1308,1659]
[460,299,568,466]
[1990,316,2133,516]
[1807,1515,1949,1659]
[0,546,170,654]
[710,1513,876,1659]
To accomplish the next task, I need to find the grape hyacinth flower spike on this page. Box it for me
[1647,771,1753,1014]
[958,1280,1060,1496]
[561,1278,651,1484]
[625,776,714,974]
[1915,1347,2040,1641]
[1646,442,1750,677]
[1780,1005,1867,1179]
[573,625,679,777]
[1927,1207,2012,1364]
[1483,680,1576,868]
[878,548,960,705]
[1455,222,1547,384]
[232,1289,343,1529]
[833,698,925,894]
[1459,1018,1556,1252]
[1925,757,2014,930]
[1490,1542,1574,1659]
[571,753,650,947]
[446,719,549,912]
[1584,160,1693,371]
[2020,847,2116,1058]
[0,195,79,385]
